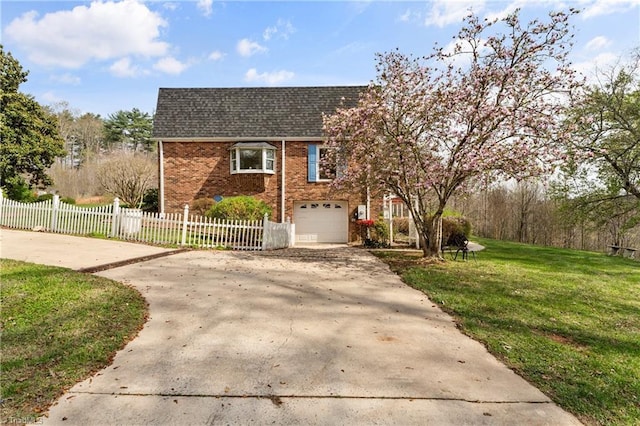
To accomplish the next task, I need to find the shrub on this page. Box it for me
[34,194,75,204]
[206,196,272,221]
[191,197,214,216]
[373,218,390,244]
[442,216,472,246]
[361,218,391,248]
[3,176,36,202]
[36,193,54,202]
[141,188,158,212]
[392,217,410,234]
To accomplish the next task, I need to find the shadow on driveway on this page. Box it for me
[36,244,581,425]
[0,230,582,425]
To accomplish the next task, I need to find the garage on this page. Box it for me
[294,201,348,243]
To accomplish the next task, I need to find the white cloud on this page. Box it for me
[441,37,489,68]
[399,9,412,22]
[244,68,295,85]
[197,0,213,17]
[582,0,640,19]
[585,36,611,51]
[50,73,81,85]
[263,26,277,41]
[572,52,619,82]
[398,8,420,23]
[483,0,564,22]
[41,91,64,105]
[263,19,296,41]
[208,50,225,61]
[443,38,467,55]
[425,0,485,27]
[237,38,268,57]
[483,0,524,22]
[163,2,179,11]
[153,57,189,75]
[4,1,169,69]
[109,57,140,78]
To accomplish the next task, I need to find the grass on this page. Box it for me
[375,239,640,426]
[0,260,147,423]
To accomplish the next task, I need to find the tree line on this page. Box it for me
[51,103,155,169]
[447,180,639,252]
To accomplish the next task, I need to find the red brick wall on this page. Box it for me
[161,140,381,241]
[162,141,279,214]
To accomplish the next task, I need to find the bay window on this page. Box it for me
[230,142,276,174]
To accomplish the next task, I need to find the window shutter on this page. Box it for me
[308,144,317,182]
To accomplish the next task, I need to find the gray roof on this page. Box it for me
[152,86,365,140]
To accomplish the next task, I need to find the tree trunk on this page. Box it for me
[421,211,444,258]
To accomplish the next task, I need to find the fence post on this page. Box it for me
[110,198,120,238]
[181,204,189,246]
[262,213,269,251]
[50,194,60,232]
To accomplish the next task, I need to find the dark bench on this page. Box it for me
[444,234,476,261]
[609,245,637,259]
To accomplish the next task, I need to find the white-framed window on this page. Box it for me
[230,142,276,174]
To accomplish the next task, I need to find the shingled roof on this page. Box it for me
[152,86,365,140]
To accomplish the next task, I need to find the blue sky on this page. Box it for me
[2,0,639,118]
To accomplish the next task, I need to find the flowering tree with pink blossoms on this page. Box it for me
[323,9,581,258]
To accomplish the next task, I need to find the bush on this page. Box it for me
[442,216,472,246]
[361,218,391,248]
[373,219,390,244]
[3,176,36,202]
[35,194,75,204]
[141,188,158,212]
[191,197,214,216]
[206,196,272,221]
[392,217,410,234]
[36,193,54,202]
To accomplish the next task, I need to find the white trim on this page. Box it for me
[366,185,371,220]
[281,140,286,223]
[230,170,276,175]
[158,140,165,214]
[229,145,276,174]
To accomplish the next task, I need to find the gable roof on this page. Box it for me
[152,86,365,140]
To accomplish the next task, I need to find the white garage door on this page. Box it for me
[294,201,348,243]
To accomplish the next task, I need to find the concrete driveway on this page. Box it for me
[0,229,582,425]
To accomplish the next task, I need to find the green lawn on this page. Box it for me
[375,239,640,426]
[0,260,147,423]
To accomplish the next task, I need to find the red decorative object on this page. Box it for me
[356,219,375,227]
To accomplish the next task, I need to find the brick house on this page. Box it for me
[152,86,381,243]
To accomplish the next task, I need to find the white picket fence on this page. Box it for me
[0,193,294,251]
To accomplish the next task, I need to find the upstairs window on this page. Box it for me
[308,144,341,182]
[318,147,336,180]
[230,142,276,174]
